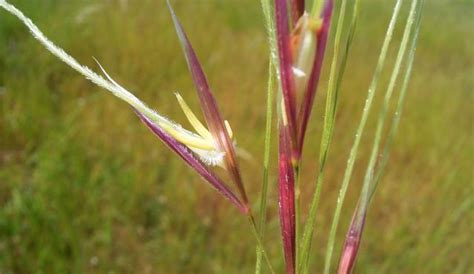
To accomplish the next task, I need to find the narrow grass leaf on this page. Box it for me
[355,0,421,232]
[336,3,424,273]
[323,1,404,273]
[370,0,424,201]
[255,1,278,273]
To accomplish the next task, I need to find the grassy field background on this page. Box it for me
[0,0,472,273]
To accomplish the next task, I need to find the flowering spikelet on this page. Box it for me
[136,111,247,213]
[166,0,249,207]
[275,1,333,273]
[0,0,248,213]
[276,0,333,161]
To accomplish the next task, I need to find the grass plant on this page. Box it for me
[0,1,471,273]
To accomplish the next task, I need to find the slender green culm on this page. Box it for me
[255,1,276,273]
[261,0,279,71]
[356,0,421,228]
[370,0,424,201]
[249,216,276,274]
[319,0,360,167]
[322,1,404,273]
[311,0,324,18]
[299,0,360,273]
[255,55,276,274]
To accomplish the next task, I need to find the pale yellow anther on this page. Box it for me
[158,121,215,150]
[224,120,233,139]
[175,93,213,140]
[281,98,289,126]
[308,18,323,32]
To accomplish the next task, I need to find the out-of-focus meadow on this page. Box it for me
[0,0,472,273]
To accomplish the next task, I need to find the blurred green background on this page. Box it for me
[0,0,472,273]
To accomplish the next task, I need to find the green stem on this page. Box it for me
[299,168,324,274]
[311,0,324,18]
[255,58,275,274]
[249,215,276,274]
[322,1,404,273]
[261,0,279,68]
[256,1,277,273]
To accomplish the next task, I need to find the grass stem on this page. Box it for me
[255,1,277,273]
[255,58,276,274]
[249,214,276,274]
[311,0,324,18]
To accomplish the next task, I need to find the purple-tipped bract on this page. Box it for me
[337,206,366,274]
